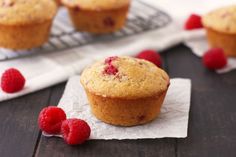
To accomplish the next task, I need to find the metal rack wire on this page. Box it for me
[0,0,171,61]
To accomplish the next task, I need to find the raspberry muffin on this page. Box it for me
[81,56,170,126]
[0,0,57,49]
[54,0,61,6]
[202,5,236,57]
[61,0,130,34]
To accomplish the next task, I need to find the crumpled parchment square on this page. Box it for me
[58,76,191,140]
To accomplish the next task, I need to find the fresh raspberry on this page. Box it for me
[184,14,203,30]
[1,68,26,93]
[104,64,118,75]
[38,106,66,134]
[136,50,162,67]
[103,17,115,27]
[202,48,227,70]
[105,56,118,64]
[61,119,91,145]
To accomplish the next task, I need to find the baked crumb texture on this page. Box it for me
[0,0,57,49]
[61,0,130,34]
[81,56,170,126]
[202,5,236,57]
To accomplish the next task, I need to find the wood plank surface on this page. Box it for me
[0,89,51,157]
[35,52,176,157]
[0,44,236,157]
[166,45,236,157]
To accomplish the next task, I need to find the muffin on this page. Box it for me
[81,56,170,126]
[202,5,236,57]
[0,0,57,50]
[61,0,130,34]
[54,0,61,6]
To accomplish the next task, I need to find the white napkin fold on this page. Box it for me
[58,76,192,139]
[184,33,236,74]
[0,0,234,102]
[0,14,199,102]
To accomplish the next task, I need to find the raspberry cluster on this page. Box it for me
[38,106,91,145]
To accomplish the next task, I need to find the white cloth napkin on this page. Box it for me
[155,0,236,73]
[184,34,236,73]
[58,76,191,139]
[0,0,234,102]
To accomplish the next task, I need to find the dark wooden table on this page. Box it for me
[0,44,236,157]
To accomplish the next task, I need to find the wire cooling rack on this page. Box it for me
[0,0,171,61]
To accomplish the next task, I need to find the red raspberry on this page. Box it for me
[103,17,115,27]
[184,14,203,30]
[1,68,26,93]
[38,106,66,134]
[104,64,118,75]
[136,50,162,67]
[202,48,227,70]
[61,119,91,145]
[105,56,118,64]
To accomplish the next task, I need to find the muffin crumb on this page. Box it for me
[103,17,115,27]
[80,56,170,126]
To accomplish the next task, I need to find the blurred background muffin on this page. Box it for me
[0,0,57,50]
[61,0,131,34]
[202,5,236,57]
[54,0,61,6]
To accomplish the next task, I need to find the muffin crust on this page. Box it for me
[202,5,236,57]
[61,0,130,11]
[81,56,169,99]
[61,0,130,34]
[0,0,57,25]
[0,0,57,49]
[81,56,170,126]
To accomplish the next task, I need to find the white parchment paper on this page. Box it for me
[184,33,236,74]
[58,76,191,140]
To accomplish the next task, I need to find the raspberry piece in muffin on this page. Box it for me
[103,17,115,27]
[104,64,118,75]
[61,0,130,34]
[105,56,118,64]
[81,56,169,126]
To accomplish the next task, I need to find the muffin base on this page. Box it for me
[205,27,236,57]
[0,20,52,50]
[85,90,168,126]
[67,6,129,34]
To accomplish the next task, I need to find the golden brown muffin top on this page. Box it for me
[0,0,57,25]
[202,5,236,34]
[81,56,169,99]
[61,0,130,11]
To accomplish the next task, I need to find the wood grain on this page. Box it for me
[166,45,236,157]
[1,45,236,157]
[35,52,176,157]
[0,89,51,157]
